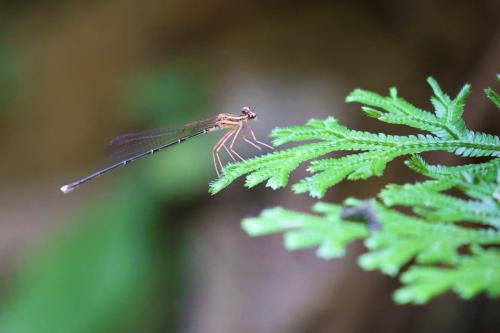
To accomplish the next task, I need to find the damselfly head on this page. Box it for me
[241,106,257,119]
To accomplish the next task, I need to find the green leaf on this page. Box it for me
[485,87,500,109]
[213,76,500,305]
[241,204,369,260]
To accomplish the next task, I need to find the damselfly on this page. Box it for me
[60,106,273,193]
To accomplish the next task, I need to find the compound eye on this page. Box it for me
[241,106,251,115]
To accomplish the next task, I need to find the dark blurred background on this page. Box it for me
[0,1,499,332]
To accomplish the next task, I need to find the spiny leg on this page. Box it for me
[231,149,245,161]
[229,122,246,161]
[213,133,227,176]
[248,126,274,150]
[213,130,235,176]
[239,124,261,150]
[243,137,261,150]
[214,130,235,175]
[215,129,237,174]
[223,145,237,161]
[212,149,221,177]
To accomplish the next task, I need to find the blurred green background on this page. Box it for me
[0,1,499,332]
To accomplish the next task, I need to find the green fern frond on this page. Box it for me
[484,74,500,109]
[346,78,470,139]
[405,156,500,203]
[485,88,500,109]
[395,247,500,304]
[293,150,400,198]
[358,201,500,269]
[241,198,500,302]
[210,77,500,196]
[405,155,500,180]
[209,142,335,194]
[211,126,499,196]
[380,183,500,227]
[211,76,500,304]
[427,77,469,138]
[346,87,443,134]
[242,202,369,259]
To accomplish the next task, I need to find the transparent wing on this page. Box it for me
[107,118,217,161]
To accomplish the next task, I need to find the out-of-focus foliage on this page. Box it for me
[122,63,211,125]
[213,76,500,304]
[0,43,22,116]
[0,64,213,332]
[0,187,158,333]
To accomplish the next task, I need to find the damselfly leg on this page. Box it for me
[243,136,262,150]
[228,121,246,161]
[212,129,236,177]
[247,126,275,150]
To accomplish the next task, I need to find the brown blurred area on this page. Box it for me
[0,1,499,332]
